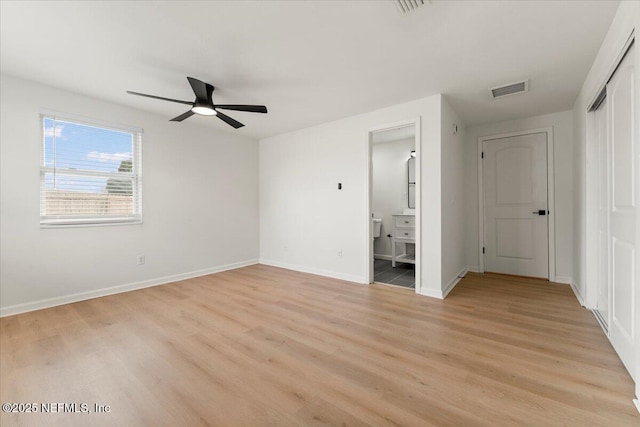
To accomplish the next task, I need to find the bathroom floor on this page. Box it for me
[373,259,415,289]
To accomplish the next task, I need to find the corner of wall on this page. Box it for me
[439,96,467,293]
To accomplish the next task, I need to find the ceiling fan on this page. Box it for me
[127,77,267,129]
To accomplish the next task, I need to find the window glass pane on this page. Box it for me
[42,173,133,216]
[43,118,133,173]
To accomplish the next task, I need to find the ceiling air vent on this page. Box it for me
[395,0,427,14]
[490,80,529,99]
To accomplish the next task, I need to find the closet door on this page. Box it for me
[607,43,635,379]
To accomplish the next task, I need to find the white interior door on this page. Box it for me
[607,43,635,379]
[595,98,609,328]
[483,133,548,278]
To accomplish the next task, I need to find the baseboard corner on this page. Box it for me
[442,266,468,298]
[465,265,481,273]
[417,287,444,299]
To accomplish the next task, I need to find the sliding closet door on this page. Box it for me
[607,43,636,379]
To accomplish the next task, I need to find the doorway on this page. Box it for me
[477,128,556,280]
[367,119,421,293]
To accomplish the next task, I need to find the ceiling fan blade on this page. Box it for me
[215,105,268,113]
[170,110,195,122]
[187,77,214,103]
[215,111,244,129]
[127,91,193,105]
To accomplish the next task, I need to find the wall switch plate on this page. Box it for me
[137,255,145,265]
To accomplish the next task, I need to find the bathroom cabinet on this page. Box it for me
[391,214,415,267]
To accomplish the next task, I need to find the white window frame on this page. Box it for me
[39,110,143,227]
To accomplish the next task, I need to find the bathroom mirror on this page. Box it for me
[408,156,415,208]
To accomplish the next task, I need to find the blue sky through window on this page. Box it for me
[43,118,133,192]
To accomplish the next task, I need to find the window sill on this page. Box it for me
[40,218,142,229]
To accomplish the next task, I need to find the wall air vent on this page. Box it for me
[395,0,427,14]
[490,80,529,99]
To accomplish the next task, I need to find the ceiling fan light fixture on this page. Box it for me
[127,77,266,128]
[191,105,217,116]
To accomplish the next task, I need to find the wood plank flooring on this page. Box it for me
[1,265,638,426]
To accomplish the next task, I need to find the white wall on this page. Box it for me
[259,94,443,295]
[463,110,574,282]
[440,96,466,294]
[0,75,260,315]
[372,137,414,258]
[570,0,639,400]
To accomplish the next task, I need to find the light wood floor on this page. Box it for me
[1,265,638,426]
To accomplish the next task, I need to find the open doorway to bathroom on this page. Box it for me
[367,120,420,292]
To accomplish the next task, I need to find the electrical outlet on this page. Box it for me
[137,255,145,265]
[337,250,342,259]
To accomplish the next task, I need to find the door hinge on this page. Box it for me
[482,247,485,254]
[481,151,484,159]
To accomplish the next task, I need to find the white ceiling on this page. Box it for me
[0,1,619,139]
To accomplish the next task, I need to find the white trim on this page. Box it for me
[585,105,599,309]
[466,265,481,273]
[0,259,259,318]
[417,287,444,299]
[633,399,640,415]
[570,280,586,307]
[477,127,556,281]
[417,267,468,300]
[41,218,143,228]
[443,267,468,298]
[554,275,573,285]
[366,118,422,295]
[260,259,365,284]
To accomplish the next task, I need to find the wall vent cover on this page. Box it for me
[490,80,529,99]
[395,0,427,14]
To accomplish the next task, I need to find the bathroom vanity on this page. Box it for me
[391,214,415,267]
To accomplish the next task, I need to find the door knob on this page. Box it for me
[532,210,547,215]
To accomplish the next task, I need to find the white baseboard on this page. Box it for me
[417,287,444,299]
[443,266,468,298]
[568,279,586,307]
[552,276,585,307]
[554,275,572,285]
[417,266,469,300]
[259,259,365,284]
[634,398,640,415]
[466,265,481,273]
[0,259,259,318]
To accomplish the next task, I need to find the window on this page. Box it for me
[40,113,142,226]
